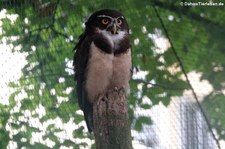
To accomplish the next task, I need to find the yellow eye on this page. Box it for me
[101,18,109,25]
[116,19,122,25]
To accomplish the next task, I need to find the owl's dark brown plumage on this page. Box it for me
[73,9,132,132]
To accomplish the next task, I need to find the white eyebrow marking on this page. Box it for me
[97,15,124,20]
[97,15,114,20]
[118,16,124,19]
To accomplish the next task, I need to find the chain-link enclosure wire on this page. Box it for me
[0,0,224,149]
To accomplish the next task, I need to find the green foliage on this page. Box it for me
[0,105,10,149]
[134,116,152,132]
[202,93,225,140]
[1,0,225,148]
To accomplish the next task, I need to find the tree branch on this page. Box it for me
[93,88,132,149]
[133,79,187,90]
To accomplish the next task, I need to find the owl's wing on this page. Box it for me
[73,33,93,132]
[73,33,88,109]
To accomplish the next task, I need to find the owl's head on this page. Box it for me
[85,9,129,36]
[82,9,130,53]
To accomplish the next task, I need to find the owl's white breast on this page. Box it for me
[85,42,131,103]
[111,48,132,96]
[85,42,113,102]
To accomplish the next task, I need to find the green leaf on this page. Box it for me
[62,140,75,147]
[134,116,152,131]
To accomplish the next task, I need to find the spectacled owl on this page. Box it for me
[73,9,132,132]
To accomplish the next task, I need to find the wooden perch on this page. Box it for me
[93,88,132,149]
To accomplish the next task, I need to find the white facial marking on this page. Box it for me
[97,15,114,20]
[97,15,124,20]
[96,28,126,49]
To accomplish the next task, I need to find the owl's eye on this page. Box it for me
[116,19,122,25]
[101,18,109,25]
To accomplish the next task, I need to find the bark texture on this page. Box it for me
[93,88,132,149]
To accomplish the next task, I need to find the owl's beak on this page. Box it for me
[111,23,117,34]
[108,23,117,34]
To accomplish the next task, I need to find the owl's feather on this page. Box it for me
[73,33,94,132]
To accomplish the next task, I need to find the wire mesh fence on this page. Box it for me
[0,0,224,149]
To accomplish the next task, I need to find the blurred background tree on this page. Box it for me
[0,0,224,148]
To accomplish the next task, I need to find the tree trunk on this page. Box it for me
[93,88,132,149]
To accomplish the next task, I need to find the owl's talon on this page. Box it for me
[114,87,118,91]
[96,94,103,105]
[118,86,125,96]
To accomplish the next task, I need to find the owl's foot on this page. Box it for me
[112,86,126,97]
[113,87,118,91]
[97,93,107,106]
